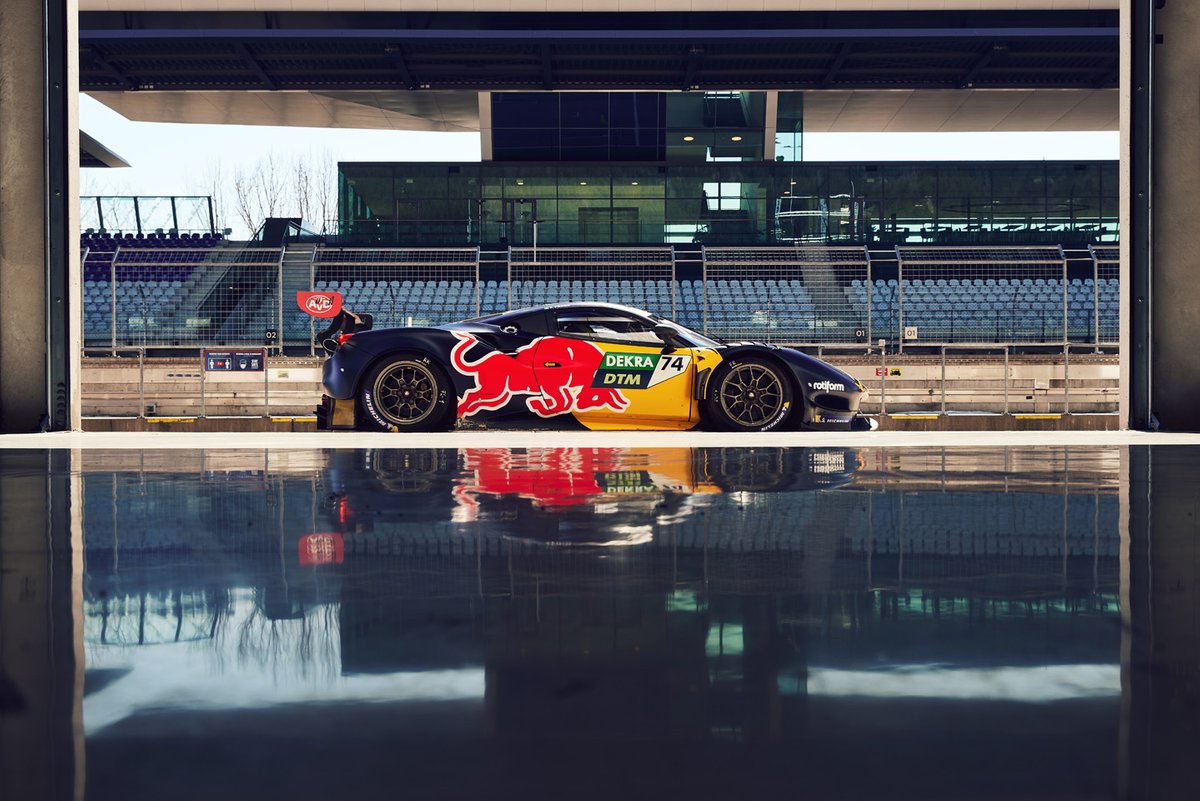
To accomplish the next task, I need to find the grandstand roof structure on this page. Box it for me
[79,4,1119,134]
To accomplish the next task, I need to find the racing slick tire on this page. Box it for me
[358,353,456,432]
[702,356,795,432]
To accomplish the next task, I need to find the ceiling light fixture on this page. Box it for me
[683,135,695,142]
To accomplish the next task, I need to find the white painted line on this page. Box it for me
[2,430,1199,449]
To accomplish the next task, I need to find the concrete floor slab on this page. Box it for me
[2,429,1198,449]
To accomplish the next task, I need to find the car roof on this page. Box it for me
[540,301,651,315]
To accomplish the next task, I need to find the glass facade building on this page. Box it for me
[491,92,768,163]
[338,160,1118,248]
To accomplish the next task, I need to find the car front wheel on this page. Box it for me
[359,354,455,432]
[703,357,795,432]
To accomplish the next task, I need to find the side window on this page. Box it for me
[555,312,662,345]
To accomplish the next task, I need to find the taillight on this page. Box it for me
[337,332,354,347]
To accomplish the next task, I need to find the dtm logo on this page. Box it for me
[450,332,630,418]
[808,380,846,392]
[296,291,343,318]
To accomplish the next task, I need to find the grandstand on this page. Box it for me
[82,234,1121,352]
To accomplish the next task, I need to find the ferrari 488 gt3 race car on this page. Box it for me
[315,302,870,433]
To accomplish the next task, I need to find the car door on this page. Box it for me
[532,308,700,429]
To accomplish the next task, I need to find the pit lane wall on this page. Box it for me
[81,354,1119,419]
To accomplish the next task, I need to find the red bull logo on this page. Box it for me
[450,332,629,418]
[450,448,626,520]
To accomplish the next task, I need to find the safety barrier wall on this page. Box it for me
[81,244,1121,352]
[80,346,1118,418]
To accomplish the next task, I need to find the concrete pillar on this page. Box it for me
[0,0,79,433]
[0,451,82,801]
[1142,2,1200,430]
[1125,447,1200,799]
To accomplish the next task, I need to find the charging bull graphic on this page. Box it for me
[451,448,624,517]
[450,332,629,418]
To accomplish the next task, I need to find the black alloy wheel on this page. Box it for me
[360,356,454,431]
[704,357,794,431]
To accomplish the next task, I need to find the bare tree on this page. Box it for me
[251,153,287,222]
[231,166,261,237]
[218,150,339,238]
[197,159,230,234]
[291,154,313,229]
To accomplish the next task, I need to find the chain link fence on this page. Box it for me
[702,246,871,344]
[1089,245,1120,347]
[312,248,481,336]
[82,243,1121,352]
[508,247,676,318]
[892,246,1068,346]
[84,245,282,349]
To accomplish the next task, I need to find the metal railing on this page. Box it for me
[81,244,1122,354]
[81,346,314,418]
[702,245,871,344]
[509,246,677,319]
[818,343,1117,416]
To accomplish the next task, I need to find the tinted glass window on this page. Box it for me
[555,311,661,345]
[492,94,558,128]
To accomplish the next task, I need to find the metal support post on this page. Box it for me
[138,349,145,418]
[701,246,709,335]
[865,251,873,345]
[1060,247,1069,349]
[110,247,119,355]
[670,249,678,320]
[878,342,887,416]
[474,249,482,317]
[276,250,285,357]
[1003,347,1009,416]
[1064,344,1070,415]
[896,246,905,355]
[940,346,947,415]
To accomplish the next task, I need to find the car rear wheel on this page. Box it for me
[359,354,455,432]
[703,357,794,432]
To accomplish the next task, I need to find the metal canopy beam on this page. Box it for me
[682,46,702,91]
[959,43,999,88]
[83,47,133,90]
[821,43,852,88]
[234,42,276,90]
[540,43,553,91]
[384,43,417,90]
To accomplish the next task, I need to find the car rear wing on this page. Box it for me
[296,291,374,354]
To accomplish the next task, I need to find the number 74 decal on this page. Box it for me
[591,352,692,390]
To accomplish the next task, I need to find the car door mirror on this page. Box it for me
[654,324,680,352]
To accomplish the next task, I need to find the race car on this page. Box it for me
[314,301,869,433]
[315,446,862,549]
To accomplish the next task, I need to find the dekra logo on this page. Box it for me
[602,353,656,370]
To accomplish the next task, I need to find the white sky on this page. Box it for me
[79,94,1119,239]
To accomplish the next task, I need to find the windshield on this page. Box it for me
[649,315,724,349]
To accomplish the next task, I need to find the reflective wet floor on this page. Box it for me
[1,445,1198,800]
